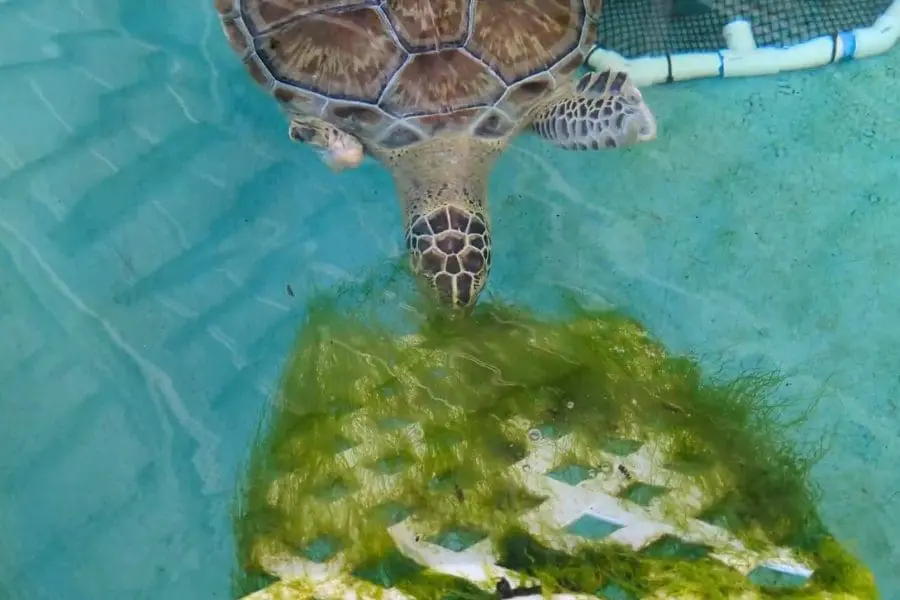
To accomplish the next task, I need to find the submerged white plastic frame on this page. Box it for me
[239,418,818,600]
[586,0,900,86]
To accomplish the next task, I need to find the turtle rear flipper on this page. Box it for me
[530,69,658,151]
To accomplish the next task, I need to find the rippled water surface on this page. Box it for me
[0,0,898,597]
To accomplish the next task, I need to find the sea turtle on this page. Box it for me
[215,0,657,308]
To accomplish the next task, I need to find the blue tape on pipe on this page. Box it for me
[717,50,724,77]
[838,31,857,60]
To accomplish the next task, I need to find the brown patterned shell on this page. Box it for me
[216,0,601,148]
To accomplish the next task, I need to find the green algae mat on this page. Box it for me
[231,281,876,599]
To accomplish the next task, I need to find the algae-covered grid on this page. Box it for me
[231,278,876,599]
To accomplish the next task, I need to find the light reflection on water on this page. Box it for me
[0,0,897,597]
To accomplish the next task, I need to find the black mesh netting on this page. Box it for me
[596,0,893,57]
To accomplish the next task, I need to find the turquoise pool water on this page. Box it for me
[0,0,897,598]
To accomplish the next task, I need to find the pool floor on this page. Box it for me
[0,0,898,597]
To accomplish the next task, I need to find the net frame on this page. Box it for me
[588,0,900,86]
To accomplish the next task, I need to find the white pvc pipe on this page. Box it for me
[723,20,756,52]
[587,0,900,87]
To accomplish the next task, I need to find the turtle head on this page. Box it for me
[386,136,501,310]
[404,201,492,309]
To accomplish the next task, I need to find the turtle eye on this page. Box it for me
[289,123,315,142]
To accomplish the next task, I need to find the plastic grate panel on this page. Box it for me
[244,412,825,599]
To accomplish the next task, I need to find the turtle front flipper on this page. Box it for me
[288,116,365,173]
[530,69,657,151]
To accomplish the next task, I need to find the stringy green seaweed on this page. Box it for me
[231,277,876,599]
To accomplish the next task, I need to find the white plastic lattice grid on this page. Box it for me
[242,411,819,600]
